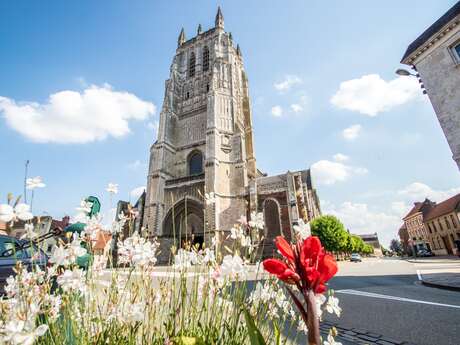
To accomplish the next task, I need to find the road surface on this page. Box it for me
[325,257,460,345]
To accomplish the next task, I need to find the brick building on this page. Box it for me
[142,8,321,262]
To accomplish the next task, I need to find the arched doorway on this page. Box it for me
[262,198,282,258]
[163,198,205,248]
[263,198,282,239]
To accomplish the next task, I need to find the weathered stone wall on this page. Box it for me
[412,26,460,170]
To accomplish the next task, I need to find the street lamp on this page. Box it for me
[395,68,427,94]
[395,68,415,77]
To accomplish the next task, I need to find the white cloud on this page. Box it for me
[342,124,362,141]
[330,74,421,116]
[126,160,143,170]
[271,105,283,117]
[333,153,349,162]
[311,159,367,185]
[0,84,156,144]
[290,104,303,113]
[274,75,302,92]
[398,182,460,202]
[130,186,146,199]
[323,201,401,247]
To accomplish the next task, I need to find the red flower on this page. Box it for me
[263,259,300,284]
[275,236,295,263]
[263,235,337,294]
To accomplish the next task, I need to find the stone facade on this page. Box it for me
[143,8,321,262]
[401,3,460,171]
[402,194,460,256]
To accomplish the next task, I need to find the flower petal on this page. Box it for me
[275,236,295,262]
[263,258,288,275]
[318,254,338,283]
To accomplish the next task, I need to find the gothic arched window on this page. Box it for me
[202,46,209,72]
[189,151,203,175]
[189,52,196,78]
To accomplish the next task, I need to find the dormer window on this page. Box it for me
[189,52,196,78]
[203,46,209,72]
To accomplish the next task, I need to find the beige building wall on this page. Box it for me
[425,211,460,255]
[402,10,460,170]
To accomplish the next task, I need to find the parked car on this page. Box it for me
[417,249,434,257]
[350,253,362,262]
[0,235,48,295]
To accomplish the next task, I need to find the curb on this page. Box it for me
[421,279,460,292]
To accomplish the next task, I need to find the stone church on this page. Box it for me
[143,8,321,260]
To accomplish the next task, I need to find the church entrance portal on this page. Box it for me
[163,198,205,249]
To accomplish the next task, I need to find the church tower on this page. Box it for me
[144,8,257,256]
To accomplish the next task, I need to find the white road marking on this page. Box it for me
[416,270,422,280]
[336,289,460,309]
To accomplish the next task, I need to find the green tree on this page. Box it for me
[310,215,348,253]
[390,239,401,254]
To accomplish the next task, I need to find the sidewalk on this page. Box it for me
[405,255,460,264]
[418,268,460,291]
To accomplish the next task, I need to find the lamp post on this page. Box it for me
[395,68,427,94]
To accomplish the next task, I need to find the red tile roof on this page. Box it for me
[402,202,424,219]
[425,193,460,221]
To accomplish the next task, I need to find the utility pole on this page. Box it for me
[24,160,30,203]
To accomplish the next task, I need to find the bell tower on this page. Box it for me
[144,8,257,255]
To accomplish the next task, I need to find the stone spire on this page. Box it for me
[197,24,202,35]
[215,6,224,29]
[178,27,186,47]
[236,44,242,57]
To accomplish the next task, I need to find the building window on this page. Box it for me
[432,222,437,232]
[450,214,457,228]
[445,217,451,229]
[428,224,432,233]
[202,46,209,72]
[189,52,196,78]
[438,220,443,231]
[450,42,460,64]
[188,151,203,175]
[186,91,190,99]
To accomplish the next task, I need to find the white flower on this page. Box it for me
[76,199,93,214]
[326,295,342,317]
[69,236,87,258]
[297,319,308,335]
[49,246,71,266]
[220,254,246,278]
[230,226,240,240]
[20,223,39,240]
[56,268,86,293]
[3,320,48,345]
[201,247,215,264]
[14,324,48,345]
[315,293,327,318]
[240,235,251,248]
[324,334,342,345]
[173,248,198,270]
[293,219,311,240]
[26,176,46,190]
[106,183,119,194]
[0,203,33,223]
[248,212,264,230]
[118,232,159,267]
[205,192,215,205]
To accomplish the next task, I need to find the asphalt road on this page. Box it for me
[325,257,460,345]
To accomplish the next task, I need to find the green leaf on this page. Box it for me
[243,308,266,345]
[273,322,281,345]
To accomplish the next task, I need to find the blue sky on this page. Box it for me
[1,0,459,246]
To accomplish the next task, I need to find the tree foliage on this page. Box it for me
[310,215,348,253]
